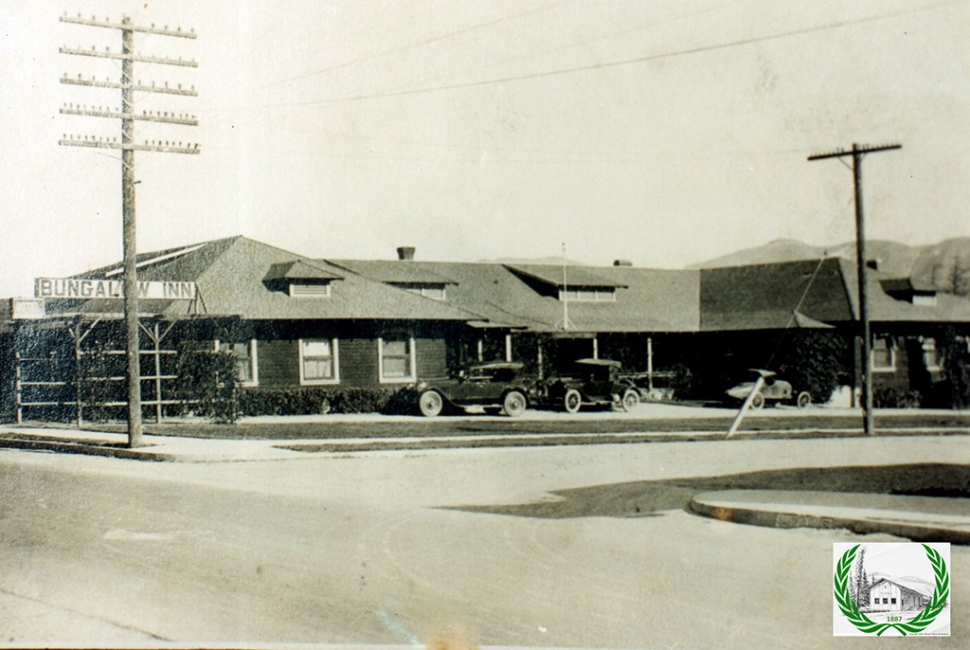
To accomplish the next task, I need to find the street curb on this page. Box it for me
[0,436,177,462]
[688,493,970,544]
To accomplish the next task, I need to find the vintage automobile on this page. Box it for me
[415,361,536,417]
[724,369,812,409]
[544,358,640,413]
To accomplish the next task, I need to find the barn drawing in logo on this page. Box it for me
[866,575,931,613]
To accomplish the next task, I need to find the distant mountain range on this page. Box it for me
[690,237,970,297]
[483,257,586,266]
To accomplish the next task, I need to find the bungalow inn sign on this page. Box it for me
[35,278,197,301]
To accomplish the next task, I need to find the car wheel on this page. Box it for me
[750,392,765,410]
[796,391,812,409]
[502,390,527,417]
[621,387,640,412]
[563,388,582,414]
[418,390,444,417]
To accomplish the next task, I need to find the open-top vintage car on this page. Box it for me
[724,369,811,409]
[544,358,640,413]
[415,361,537,417]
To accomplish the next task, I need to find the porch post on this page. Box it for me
[647,336,654,391]
[14,350,22,424]
[153,322,163,424]
[505,334,512,362]
[537,338,544,380]
[73,320,82,428]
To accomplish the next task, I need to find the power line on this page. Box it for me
[480,0,744,74]
[262,0,567,89]
[236,0,962,110]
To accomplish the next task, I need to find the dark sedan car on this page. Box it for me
[544,358,640,413]
[415,361,536,417]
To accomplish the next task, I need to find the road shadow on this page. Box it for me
[444,463,970,519]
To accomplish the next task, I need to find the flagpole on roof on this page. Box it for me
[561,242,571,331]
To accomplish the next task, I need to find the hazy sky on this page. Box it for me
[2,0,969,297]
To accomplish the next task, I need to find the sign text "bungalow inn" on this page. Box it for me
[35,278,197,300]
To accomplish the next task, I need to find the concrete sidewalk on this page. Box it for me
[2,400,970,461]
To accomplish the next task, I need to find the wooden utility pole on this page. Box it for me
[59,13,199,448]
[808,143,901,436]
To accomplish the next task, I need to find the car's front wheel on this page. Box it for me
[502,390,527,417]
[563,388,582,414]
[796,391,812,409]
[621,387,640,412]
[418,390,444,417]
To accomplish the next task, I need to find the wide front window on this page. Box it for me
[217,339,258,386]
[300,338,339,384]
[558,288,615,302]
[379,336,415,382]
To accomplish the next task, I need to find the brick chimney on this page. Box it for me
[397,247,415,261]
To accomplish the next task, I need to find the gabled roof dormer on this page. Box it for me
[264,260,343,298]
[880,278,938,306]
[503,264,627,301]
[324,259,457,300]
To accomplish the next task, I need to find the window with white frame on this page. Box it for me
[871,336,896,372]
[391,283,447,300]
[216,339,258,385]
[558,288,615,302]
[379,336,415,382]
[289,283,331,298]
[922,337,942,371]
[300,338,339,384]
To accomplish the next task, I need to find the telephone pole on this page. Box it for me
[808,143,901,436]
[59,13,199,448]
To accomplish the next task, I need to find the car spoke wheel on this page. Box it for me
[418,390,444,417]
[750,392,765,410]
[563,388,582,414]
[796,391,812,409]
[621,387,640,412]
[502,390,527,417]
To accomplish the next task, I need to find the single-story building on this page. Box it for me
[3,235,970,420]
[867,577,931,612]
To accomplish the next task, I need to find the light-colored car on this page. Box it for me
[725,369,811,409]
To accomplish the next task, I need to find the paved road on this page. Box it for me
[1,435,968,648]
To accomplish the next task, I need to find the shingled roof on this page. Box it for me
[503,264,627,289]
[329,259,455,285]
[38,236,970,332]
[48,237,478,322]
[326,258,699,333]
[839,257,970,324]
[699,257,854,331]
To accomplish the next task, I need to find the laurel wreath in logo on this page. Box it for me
[834,544,949,636]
